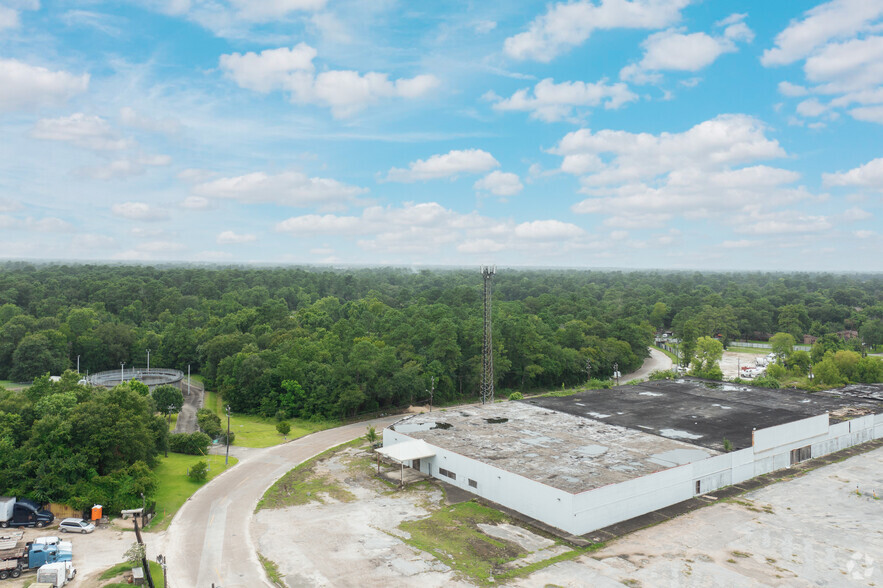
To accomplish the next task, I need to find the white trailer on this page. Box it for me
[35,561,76,587]
[0,498,13,526]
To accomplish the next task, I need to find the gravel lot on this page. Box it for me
[2,520,161,588]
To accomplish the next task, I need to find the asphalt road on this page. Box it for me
[163,415,402,588]
[619,347,672,382]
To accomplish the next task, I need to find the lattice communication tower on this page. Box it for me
[480,265,496,404]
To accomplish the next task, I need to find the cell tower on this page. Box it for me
[480,265,496,404]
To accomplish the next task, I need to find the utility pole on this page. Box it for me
[187,364,191,396]
[147,349,150,374]
[121,362,125,384]
[585,359,591,383]
[76,355,80,374]
[426,376,435,412]
[225,405,231,466]
[480,266,496,405]
[614,362,620,386]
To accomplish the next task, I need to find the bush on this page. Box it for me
[276,421,291,436]
[188,460,208,482]
[168,432,212,455]
[648,369,678,380]
[752,374,781,389]
[217,430,235,445]
[197,409,222,438]
[508,391,523,400]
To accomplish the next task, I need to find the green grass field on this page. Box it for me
[145,453,238,531]
[203,390,338,448]
[100,560,166,587]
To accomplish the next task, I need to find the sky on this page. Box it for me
[0,0,882,271]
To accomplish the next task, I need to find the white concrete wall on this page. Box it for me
[382,428,576,532]
[384,410,883,537]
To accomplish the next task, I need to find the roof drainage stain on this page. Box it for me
[659,428,703,440]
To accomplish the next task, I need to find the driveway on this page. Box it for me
[620,347,672,382]
[162,415,403,588]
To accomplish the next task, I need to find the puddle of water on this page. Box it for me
[659,428,703,440]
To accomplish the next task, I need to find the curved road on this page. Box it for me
[161,351,668,587]
[620,347,672,382]
[163,415,402,588]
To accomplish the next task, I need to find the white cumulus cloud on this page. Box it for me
[219,43,439,117]
[474,171,523,197]
[193,170,368,209]
[31,113,130,151]
[0,58,89,112]
[490,78,637,122]
[823,157,883,190]
[504,0,689,62]
[621,16,753,84]
[386,149,499,182]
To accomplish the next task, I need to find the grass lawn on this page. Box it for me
[203,390,338,448]
[727,346,771,354]
[100,560,165,587]
[167,412,178,431]
[651,345,678,364]
[145,453,238,531]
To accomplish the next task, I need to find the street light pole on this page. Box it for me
[121,362,125,384]
[188,364,191,396]
[225,405,231,466]
[147,349,150,374]
[76,355,80,374]
[426,376,435,412]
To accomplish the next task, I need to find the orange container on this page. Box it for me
[91,505,102,520]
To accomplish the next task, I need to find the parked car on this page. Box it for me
[57,519,94,534]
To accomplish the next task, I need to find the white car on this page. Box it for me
[58,518,94,534]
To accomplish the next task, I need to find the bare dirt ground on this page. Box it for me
[254,445,883,587]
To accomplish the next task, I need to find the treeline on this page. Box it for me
[0,374,164,510]
[0,263,882,418]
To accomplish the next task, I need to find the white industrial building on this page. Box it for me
[381,379,883,536]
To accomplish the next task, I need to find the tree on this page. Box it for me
[769,332,796,363]
[364,424,378,444]
[689,336,723,380]
[188,460,208,482]
[276,421,290,436]
[152,385,184,424]
[860,319,883,350]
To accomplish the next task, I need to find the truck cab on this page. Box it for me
[10,499,54,528]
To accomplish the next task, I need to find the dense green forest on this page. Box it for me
[1,264,882,419]
[1,263,882,509]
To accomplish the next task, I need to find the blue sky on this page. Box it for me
[1,0,881,270]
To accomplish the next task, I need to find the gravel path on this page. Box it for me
[173,383,204,434]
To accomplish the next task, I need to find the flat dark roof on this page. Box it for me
[526,379,882,452]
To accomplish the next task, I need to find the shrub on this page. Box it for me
[508,391,524,400]
[197,409,222,438]
[648,369,678,380]
[752,374,781,389]
[276,421,291,436]
[168,432,212,455]
[217,430,235,445]
[188,460,208,482]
